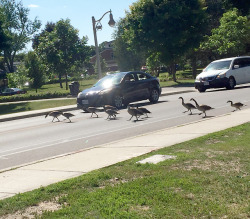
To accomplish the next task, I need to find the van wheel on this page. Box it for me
[112,94,123,109]
[226,77,235,90]
[198,87,206,92]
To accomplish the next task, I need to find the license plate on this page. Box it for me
[204,81,209,86]
[82,100,89,104]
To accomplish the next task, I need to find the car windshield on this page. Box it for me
[93,73,125,89]
[204,60,232,72]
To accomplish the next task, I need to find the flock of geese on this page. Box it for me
[45,105,151,122]
[179,97,246,117]
[45,98,246,122]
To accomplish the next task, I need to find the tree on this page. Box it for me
[0,0,41,72]
[25,51,45,93]
[123,0,207,81]
[201,9,250,57]
[113,18,145,71]
[36,19,91,89]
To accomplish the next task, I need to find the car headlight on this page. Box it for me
[77,92,83,98]
[216,72,226,79]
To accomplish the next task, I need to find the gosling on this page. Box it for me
[190,98,214,118]
[105,109,119,120]
[45,110,62,122]
[227,101,246,112]
[62,112,75,122]
[127,106,143,121]
[136,106,151,118]
[178,97,196,115]
[86,107,100,118]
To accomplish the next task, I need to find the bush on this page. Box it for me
[0,91,70,103]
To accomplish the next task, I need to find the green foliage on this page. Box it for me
[113,18,145,71]
[25,51,45,92]
[201,9,250,57]
[36,19,91,89]
[125,0,207,64]
[0,0,41,72]
[6,64,29,88]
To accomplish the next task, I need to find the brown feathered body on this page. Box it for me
[227,100,246,111]
[190,98,214,117]
[62,112,75,122]
[136,107,151,117]
[45,111,62,122]
[179,97,196,114]
[127,106,143,121]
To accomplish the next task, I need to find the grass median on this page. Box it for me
[0,123,249,218]
[0,98,76,115]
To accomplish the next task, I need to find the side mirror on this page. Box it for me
[233,65,239,69]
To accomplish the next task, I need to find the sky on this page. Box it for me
[22,0,137,50]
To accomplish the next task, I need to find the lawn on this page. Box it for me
[0,123,249,218]
[0,99,76,115]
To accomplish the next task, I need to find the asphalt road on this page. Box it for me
[1,85,250,170]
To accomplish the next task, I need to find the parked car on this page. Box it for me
[0,88,26,96]
[195,56,250,92]
[77,71,161,110]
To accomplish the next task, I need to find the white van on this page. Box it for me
[195,56,250,92]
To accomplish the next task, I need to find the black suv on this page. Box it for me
[77,71,161,110]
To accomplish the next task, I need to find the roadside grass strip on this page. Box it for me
[0,123,249,218]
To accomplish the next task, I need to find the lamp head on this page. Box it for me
[108,12,116,27]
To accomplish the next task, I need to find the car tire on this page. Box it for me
[197,87,206,92]
[226,77,235,90]
[112,94,123,109]
[149,88,159,103]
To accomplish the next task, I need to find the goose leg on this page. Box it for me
[129,115,133,121]
[56,116,60,122]
[94,112,98,118]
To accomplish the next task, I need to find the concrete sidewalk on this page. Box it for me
[0,106,249,200]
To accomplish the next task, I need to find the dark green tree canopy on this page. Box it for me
[36,19,91,89]
[0,0,41,72]
[125,0,207,64]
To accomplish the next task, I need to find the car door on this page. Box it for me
[135,72,151,100]
[122,73,141,102]
[231,58,246,84]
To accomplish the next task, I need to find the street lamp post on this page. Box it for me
[92,10,115,79]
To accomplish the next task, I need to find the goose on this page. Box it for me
[62,112,75,122]
[227,101,246,111]
[86,107,100,117]
[190,98,214,117]
[178,97,196,114]
[105,109,119,120]
[136,106,151,118]
[45,111,62,122]
[127,105,143,121]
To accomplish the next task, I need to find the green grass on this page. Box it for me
[0,99,76,115]
[0,123,249,218]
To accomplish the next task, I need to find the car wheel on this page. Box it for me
[226,77,235,90]
[197,87,206,92]
[113,94,123,109]
[149,88,159,103]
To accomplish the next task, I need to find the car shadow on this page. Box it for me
[206,84,250,93]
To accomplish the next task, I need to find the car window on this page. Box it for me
[234,58,250,68]
[93,73,124,88]
[124,74,136,82]
[137,73,149,80]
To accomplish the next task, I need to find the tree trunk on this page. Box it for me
[191,55,197,79]
[65,74,68,90]
[59,73,63,88]
[170,63,177,82]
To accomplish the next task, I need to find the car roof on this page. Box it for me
[212,56,250,63]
